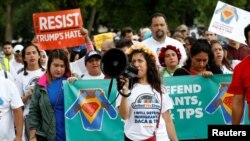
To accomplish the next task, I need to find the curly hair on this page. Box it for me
[158,45,181,67]
[127,43,162,94]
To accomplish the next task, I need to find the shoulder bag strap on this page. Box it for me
[153,92,162,136]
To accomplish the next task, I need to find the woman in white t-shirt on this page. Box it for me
[116,43,178,141]
[16,43,45,115]
[15,43,45,140]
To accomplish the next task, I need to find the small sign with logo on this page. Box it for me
[209,1,250,45]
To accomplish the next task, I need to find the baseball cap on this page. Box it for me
[85,50,101,64]
[177,24,188,32]
[14,44,24,54]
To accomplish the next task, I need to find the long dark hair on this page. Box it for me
[46,49,71,84]
[185,39,222,74]
[128,50,162,94]
[21,43,45,75]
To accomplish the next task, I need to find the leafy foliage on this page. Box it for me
[0,0,248,43]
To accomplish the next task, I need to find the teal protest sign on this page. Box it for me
[165,74,249,139]
[64,74,249,140]
[63,79,124,141]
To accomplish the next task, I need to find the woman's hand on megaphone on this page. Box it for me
[119,75,130,96]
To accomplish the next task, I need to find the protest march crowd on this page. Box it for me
[0,4,250,141]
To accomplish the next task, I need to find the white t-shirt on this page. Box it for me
[142,37,187,66]
[0,78,24,141]
[9,62,20,82]
[16,69,44,116]
[10,59,23,74]
[116,84,173,141]
[220,60,241,74]
[220,65,233,74]
[0,69,15,82]
[81,73,105,80]
[231,59,241,69]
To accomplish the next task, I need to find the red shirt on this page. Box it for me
[227,44,250,60]
[227,56,250,119]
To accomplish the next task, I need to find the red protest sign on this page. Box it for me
[33,8,84,50]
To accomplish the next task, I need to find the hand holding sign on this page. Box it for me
[80,27,91,42]
[80,27,88,36]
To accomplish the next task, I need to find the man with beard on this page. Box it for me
[142,13,187,66]
[2,41,14,62]
[1,41,14,72]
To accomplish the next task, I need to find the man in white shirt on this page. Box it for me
[142,13,187,66]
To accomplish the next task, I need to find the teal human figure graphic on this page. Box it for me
[65,89,117,131]
[205,83,244,124]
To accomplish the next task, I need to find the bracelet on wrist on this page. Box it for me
[119,90,131,97]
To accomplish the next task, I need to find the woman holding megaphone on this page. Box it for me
[116,43,178,141]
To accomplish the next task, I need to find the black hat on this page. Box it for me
[85,50,101,64]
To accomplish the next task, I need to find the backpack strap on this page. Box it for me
[153,92,162,136]
[4,70,8,79]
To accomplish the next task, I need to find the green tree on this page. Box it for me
[0,0,249,43]
[196,0,247,27]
